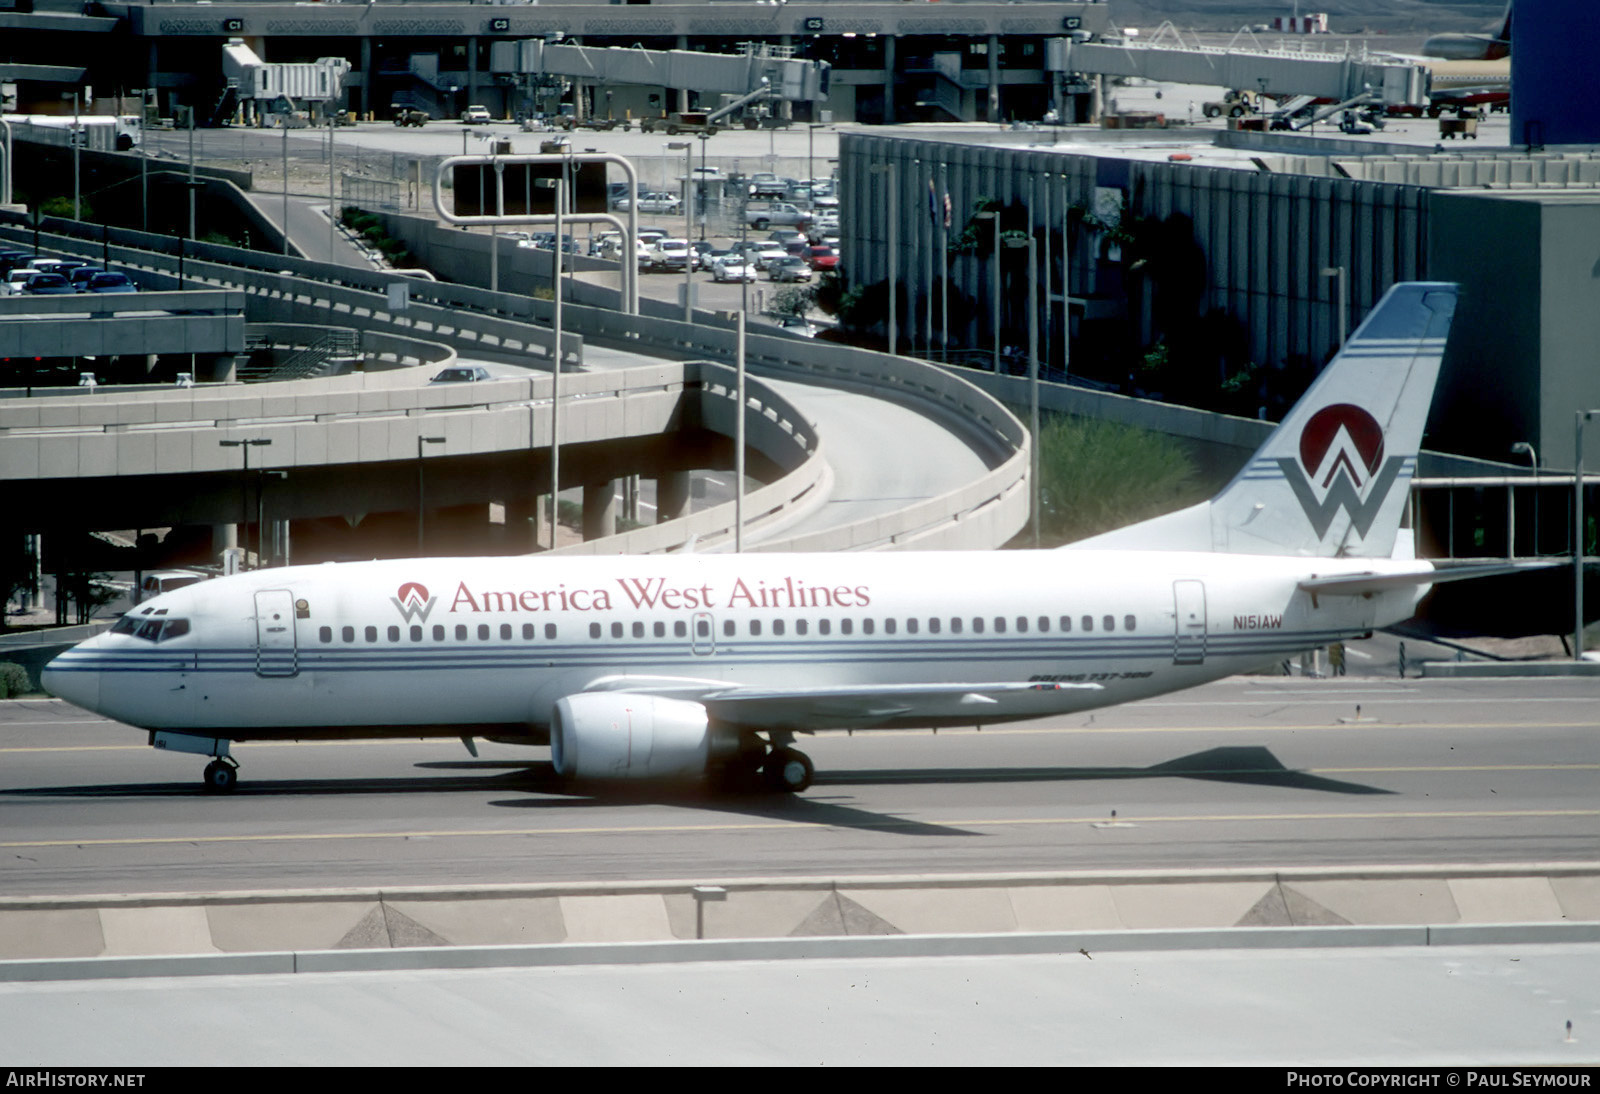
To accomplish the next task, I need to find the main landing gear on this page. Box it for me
[719,733,815,793]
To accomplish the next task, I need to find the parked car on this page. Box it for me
[460,105,494,125]
[767,256,813,283]
[647,238,692,273]
[85,271,137,293]
[69,266,107,290]
[804,244,838,272]
[2,269,34,295]
[776,314,816,338]
[21,272,76,295]
[428,365,493,383]
[749,243,787,270]
[711,256,756,283]
[745,201,810,230]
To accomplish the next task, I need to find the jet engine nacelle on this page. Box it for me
[551,693,719,780]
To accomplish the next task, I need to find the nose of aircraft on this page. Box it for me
[40,649,101,712]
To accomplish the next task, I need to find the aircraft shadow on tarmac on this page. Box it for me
[814,746,1396,797]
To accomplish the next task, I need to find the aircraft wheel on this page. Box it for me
[203,760,238,793]
[764,748,814,794]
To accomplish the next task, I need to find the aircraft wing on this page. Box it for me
[580,676,1101,732]
[1299,559,1565,597]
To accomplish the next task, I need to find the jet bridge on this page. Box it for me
[1048,36,1427,108]
[489,41,830,104]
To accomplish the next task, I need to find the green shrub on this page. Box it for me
[1033,415,1204,547]
[0,662,31,698]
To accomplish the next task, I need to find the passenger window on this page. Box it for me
[1060,616,1072,632]
[1125,615,1136,632]
[611,622,624,639]
[456,625,468,641]
[1038,616,1049,632]
[654,622,666,638]
[884,618,895,635]
[366,626,377,642]
[773,619,785,636]
[1082,616,1093,632]
[696,619,709,638]
[501,624,512,640]
[523,623,535,640]
[971,618,983,634]
[1016,617,1028,633]
[844,619,856,635]
[951,618,963,634]
[675,621,687,638]
[545,624,557,639]
[1104,615,1115,632]
[994,618,1005,634]
[634,622,646,638]
[590,623,602,639]
[433,625,445,641]
[724,620,736,637]
[319,626,332,643]
[796,619,808,636]
[928,618,940,634]
[479,624,491,641]
[819,619,831,635]
[388,626,400,642]
[342,626,355,643]
[907,618,918,634]
[409,626,423,642]
[750,620,762,637]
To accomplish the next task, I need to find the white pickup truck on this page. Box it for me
[744,201,812,231]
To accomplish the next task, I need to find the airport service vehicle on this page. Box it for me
[460,105,494,125]
[46,284,1534,794]
[638,111,719,136]
[393,108,428,127]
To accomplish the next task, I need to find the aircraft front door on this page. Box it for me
[690,612,716,656]
[254,589,299,677]
[1173,580,1207,666]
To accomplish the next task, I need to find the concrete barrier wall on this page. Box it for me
[1,864,1594,970]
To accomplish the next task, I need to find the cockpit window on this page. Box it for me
[115,616,190,643]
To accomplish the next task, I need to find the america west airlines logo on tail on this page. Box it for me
[391,582,436,623]
[1277,404,1406,540]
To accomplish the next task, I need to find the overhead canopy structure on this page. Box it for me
[490,41,830,103]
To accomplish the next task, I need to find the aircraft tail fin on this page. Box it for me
[1070,281,1458,559]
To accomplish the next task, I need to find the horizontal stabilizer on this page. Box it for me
[1298,559,1565,597]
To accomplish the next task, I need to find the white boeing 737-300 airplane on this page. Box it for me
[44,282,1506,794]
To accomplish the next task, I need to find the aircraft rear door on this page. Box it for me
[1173,580,1207,665]
[254,589,299,677]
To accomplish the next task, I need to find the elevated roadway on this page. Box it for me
[0,217,1027,555]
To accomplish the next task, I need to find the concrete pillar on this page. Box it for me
[623,474,641,525]
[506,496,538,552]
[468,36,480,105]
[677,36,690,113]
[883,36,895,123]
[213,523,239,559]
[987,36,1000,123]
[657,471,690,523]
[583,479,619,541]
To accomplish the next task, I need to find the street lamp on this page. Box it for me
[535,176,565,550]
[1321,265,1347,349]
[219,439,272,569]
[668,140,693,323]
[1005,232,1040,546]
[417,435,446,554]
[974,209,1001,371]
[1576,411,1598,660]
[868,162,897,356]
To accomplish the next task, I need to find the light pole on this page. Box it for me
[1005,233,1041,546]
[1576,411,1597,660]
[417,435,445,554]
[869,162,896,355]
[327,112,336,261]
[1321,265,1347,349]
[535,176,565,550]
[974,209,1001,371]
[220,439,272,569]
[281,118,290,256]
[669,140,693,322]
